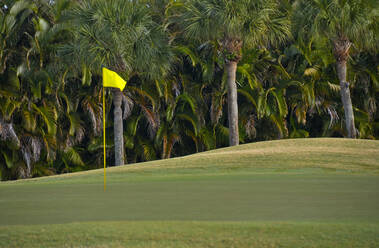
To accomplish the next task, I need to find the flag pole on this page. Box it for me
[102,66,126,191]
[103,86,106,191]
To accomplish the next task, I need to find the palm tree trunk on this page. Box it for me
[226,61,239,146]
[113,89,124,165]
[333,39,356,138]
[336,59,356,138]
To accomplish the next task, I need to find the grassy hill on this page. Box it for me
[1,138,379,247]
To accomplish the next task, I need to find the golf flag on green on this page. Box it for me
[102,67,127,191]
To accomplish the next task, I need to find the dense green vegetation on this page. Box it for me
[1,138,379,247]
[0,0,378,180]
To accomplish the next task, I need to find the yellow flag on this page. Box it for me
[102,67,127,91]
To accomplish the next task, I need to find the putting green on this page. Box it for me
[1,138,379,247]
[1,172,379,225]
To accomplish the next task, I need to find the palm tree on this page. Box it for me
[175,0,290,146]
[350,52,379,139]
[293,0,378,138]
[237,47,291,140]
[0,0,36,74]
[0,0,45,179]
[67,0,172,165]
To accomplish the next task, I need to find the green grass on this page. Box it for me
[2,221,379,248]
[1,138,379,247]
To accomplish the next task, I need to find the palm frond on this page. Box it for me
[63,147,84,167]
[32,103,57,135]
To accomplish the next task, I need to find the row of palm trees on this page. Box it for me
[0,0,378,180]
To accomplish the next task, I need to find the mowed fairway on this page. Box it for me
[1,138,379,247]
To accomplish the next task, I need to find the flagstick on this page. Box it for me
[103,86,106,191]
